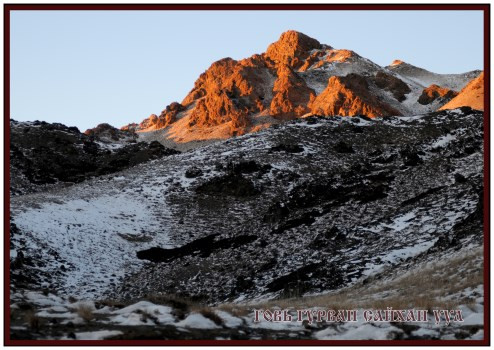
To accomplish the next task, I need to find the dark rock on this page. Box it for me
[334,141,354,153]
[263,202,290,224]
[226,160,261,174]
[454,173,467,183]
[185,167,203,178]
[270,143,304,153]
[400,186,446,207]
[84,123,135,142]
[195,174,260,197]
[357,183,388,202]
[10,120,180,195]
[272,210,318,234]
[266,262,344,296]
[400,147,423,166]
[137,234,258,263]
[373,71,411,102]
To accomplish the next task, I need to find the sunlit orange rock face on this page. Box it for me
[418,85,457,105]
[179,30,325,134]
[123,30,480,142]
[269,64,315,119]
[390,59,405,66]
[439,72,484,111]
[120,123,138,132]
[139,114,159,130]
[265,30,324,70]
[128,31,404,138]
[298,50,327,72]
[309,74,401,117]
[182,55,275,136]
[301,49,358,71]
[135,102,185,131]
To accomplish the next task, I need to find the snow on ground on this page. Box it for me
[9,109,484,341]
[214,310,244,328]
[12,190,173,299]
[315,322,402,340]
[431,134,456,148]
[360,239,436,278]
[313,301,484,340]
[110,301,175,326]
[176,313,222,329]
[17,292,484,340]
[71,330,124,340]
[10,241,485,340]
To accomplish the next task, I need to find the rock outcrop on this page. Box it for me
[180,55,275,136]
[85,123,136,142]
[269,64,315,119]
[309,74,401,117]
[139,114,159,130]
[418,84,457,105]
[373,71,411,102]
[10,120,179,195]
[439,72,484,111]
[133,102,187,131]
[265,30,323,69]
[301,49,359,71]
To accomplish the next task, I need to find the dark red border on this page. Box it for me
[1,3,491,10]
[483,5,491,348]
[3,3,490,347]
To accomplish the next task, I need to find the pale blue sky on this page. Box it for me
[10,10,484,131]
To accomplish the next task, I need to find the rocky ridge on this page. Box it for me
[122,31,482,144]
[10,120,179,196]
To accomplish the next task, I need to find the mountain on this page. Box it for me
[439,72,484,111]
[121,31,482,145]
[9,30,485,340]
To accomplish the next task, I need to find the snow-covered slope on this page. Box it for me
[9,108,485,341]
[10,108,484,305]
[387,60,481,91]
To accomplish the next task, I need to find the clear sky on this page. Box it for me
[10,10,484,131]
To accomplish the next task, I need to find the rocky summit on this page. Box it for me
[122,30,483,144]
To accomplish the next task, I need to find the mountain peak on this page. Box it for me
[265,30,323,67]
[121,31,481,141]
[276,30,319,46]
[390,59,405,66]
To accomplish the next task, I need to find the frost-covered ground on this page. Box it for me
[9,108,485,340]
[10,243,484,340]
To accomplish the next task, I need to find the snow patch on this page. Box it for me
[175,313,222,329]
[74,330,123,340]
